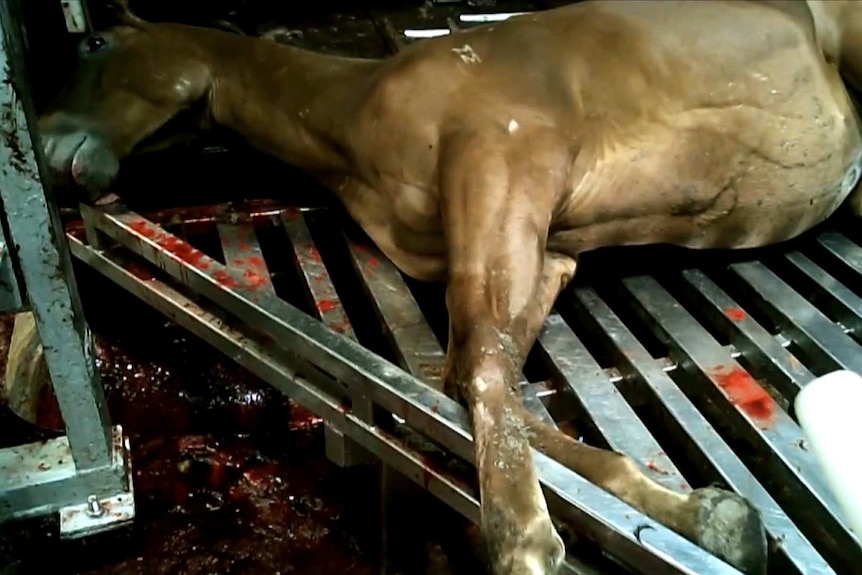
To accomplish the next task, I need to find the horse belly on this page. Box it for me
[554,99,862,253]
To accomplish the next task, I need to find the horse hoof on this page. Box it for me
[690,487,767,575]
[490,516,565,575]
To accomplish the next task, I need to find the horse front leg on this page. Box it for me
[437,136,570,575]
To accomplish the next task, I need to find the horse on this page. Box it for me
[17,1,862,573]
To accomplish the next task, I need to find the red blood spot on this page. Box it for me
[128,220,210,269]
[238,241,250,250]
[214,270,241,289]
[710,365,775,425]
[646,462,668,475]
[680,482,690,491]
[232,258,246,267]
[367,257,379,267]
[307,246,322,263]
[430,403,439,413]
[248,256,265,267]
[242,269,268,287]
[330,321,348,333]
[129,219,159,239]
[725,307,747,321]
[318,299,338,314]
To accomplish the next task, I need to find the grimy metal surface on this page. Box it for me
[0,0,132,533]
[68,184,858,575]
[56,5,859,575]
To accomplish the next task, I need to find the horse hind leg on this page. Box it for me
[515,252,767,574]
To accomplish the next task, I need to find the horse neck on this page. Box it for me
[203,34,382,173]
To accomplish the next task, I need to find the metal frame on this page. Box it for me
[0,0,134,538]
[64,187,859,574]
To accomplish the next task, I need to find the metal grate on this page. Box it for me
[67,194,862,575]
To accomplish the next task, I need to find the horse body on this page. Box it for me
[28,2,862,574]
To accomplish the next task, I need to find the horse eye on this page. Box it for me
[86,36,107,53]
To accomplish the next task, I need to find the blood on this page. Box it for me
[213,270,241,289]
[307,245,322,263]
[248,256,265,268]
[318,299,339,314]
[238,241,251,250]
[352,244,368,254]
[367,257,379,268]
[725,307,747,321]
[128,220,210,270]
[710,365,776,424]
[646,462,668,475]
[242,269,269,288]
[0,269,380,575]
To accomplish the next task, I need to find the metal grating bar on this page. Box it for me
[80,203,743,575]
[728,261,862,375]
[678,269,815,403]
[217,223,276,295]
[344,235,446,391]
[621,275,854,570]
[782,251,862,335]
[282,211,357,338]
[280,210,372,468]
[568,287,834,575]
[537,313,687,492]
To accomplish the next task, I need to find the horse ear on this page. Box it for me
[109,0,147,27]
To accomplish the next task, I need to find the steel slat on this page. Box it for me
[621,275,855,571]
[678,269,814,402]
[728,261,862,375]
[569,287,834,575]
[282,212,356,339]
[537,312,687,491]
[217,223,276,295]
[344,236,445,391]
[783,251,862,333]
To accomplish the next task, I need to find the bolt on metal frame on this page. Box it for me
[0,0,134,539]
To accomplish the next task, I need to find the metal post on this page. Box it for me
[0,0,113,470]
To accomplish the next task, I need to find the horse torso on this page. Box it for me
[333,0,862,281]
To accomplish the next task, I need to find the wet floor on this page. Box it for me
[0,262,478,575]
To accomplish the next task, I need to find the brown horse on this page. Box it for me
[20,0,862,573]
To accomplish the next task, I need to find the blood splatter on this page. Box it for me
[646,462,669,475]
[129,219,159,239]
[128,220,210,269]
[709,365,775,425]
[214,270,241,289]
[318,299,339,314]
[307,246,322,263]
[367,257,379,268]
[248,256,265,267]
[238,241,250,250]
[725,307,747,321]
[242,269,269,288]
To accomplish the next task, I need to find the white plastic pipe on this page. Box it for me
[794,369,862,546]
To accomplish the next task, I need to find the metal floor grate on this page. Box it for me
[67,195,862,575]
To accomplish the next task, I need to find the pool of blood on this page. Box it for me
[0,264,383,575]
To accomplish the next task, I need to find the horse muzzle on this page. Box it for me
[40,129,120,204]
